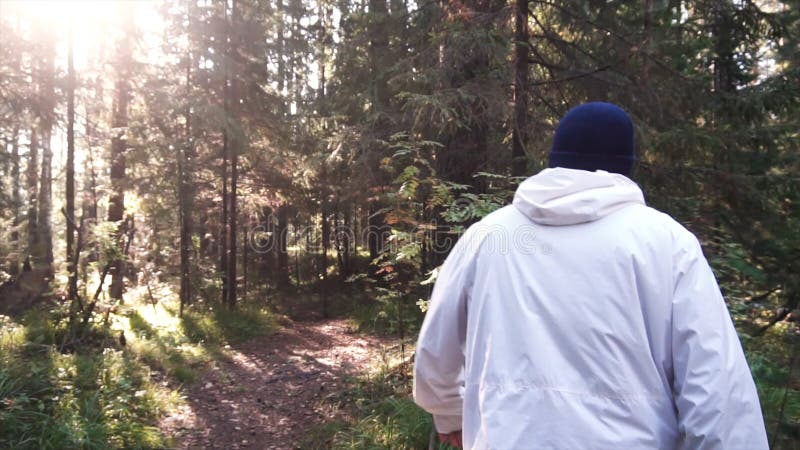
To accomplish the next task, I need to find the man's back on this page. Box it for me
[414,168,768,449]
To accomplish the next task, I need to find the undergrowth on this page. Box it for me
[0,311,174,449]
[303,355,456,450]
[745,326,800,448]
[307,293,800,449]
[0,282,280,449]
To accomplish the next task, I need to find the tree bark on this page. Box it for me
[319,4,330,315]
[259,207,274,286]
[243,213,250,301]
[83,90,100,266]
[108,7,134,300]
[320,187,330,317]
[512,0,530,177]
[366,0,390,262]
[276,204,289,288]
[26,128,39,266]
[80,103,99,298]
[712,2,736,95]
[9,125,21,275]
[37,27,56,272]
[179,0,195,312]
[66,21,77,300]
[344,202,353,272]
[220,0,230,304]
[220,131,229,301]
[367,201,387,260]
[277,0,285,96]
[226,0,239,310]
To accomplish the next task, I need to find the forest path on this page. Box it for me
[160,318,397,450]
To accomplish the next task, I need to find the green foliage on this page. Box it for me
[747,337,800,448]
[330,397,436,450]
[122,307,208,385]
[347,289,422,336]
[303,361,458,450]
[92,221,127,268]
[0,281,280,449]
[179,303,278,345]
[0,312,176,450]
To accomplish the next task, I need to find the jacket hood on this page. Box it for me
[512,167,645,226]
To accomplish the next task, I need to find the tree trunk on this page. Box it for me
[220,0,230,303]
[83,97,99,267]
[511,0,529,177]
[108,8,134,301]
[66,22,77,300]
[432,0,496,261]
[178,126,192,312]
[368,0,389,111]
[318,8,330,312]
[366,0,390,263]
[37,28,56,273]
[226,0,239,310]
[276,204,289,288]
[7,20,22,275]
[277,0,285,96]
[712,2,736,95]
[320,189,330,317]
[26,128,39,267]
[295,221,303,286]
[367,201,387,260]
[258,206,273,286]
[317,0,328,108]
[243,213,250,302]
[335,202,346,276]
[343,202,352,273]
[9,125,21,275]
[81,93,100,297]
[220,130,229,302]
[179,1,195,312]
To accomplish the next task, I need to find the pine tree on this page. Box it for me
[108,5,135,300]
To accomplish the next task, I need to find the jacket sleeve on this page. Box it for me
[413,226,479,434]
[671,233,768,450]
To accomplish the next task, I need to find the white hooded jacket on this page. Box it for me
[413,168,768,450]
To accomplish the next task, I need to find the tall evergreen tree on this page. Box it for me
[66,19,77,300]
[108,6,135,300]
[36,21,56,272]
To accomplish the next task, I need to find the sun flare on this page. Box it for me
[2,0,122,23]
[2,0,162,70]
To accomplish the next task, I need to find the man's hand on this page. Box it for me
[438,430,463,449]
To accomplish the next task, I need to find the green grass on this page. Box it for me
[112,283,280,384]
[330,397,436,450]
[179,303,279,345]
[0,311,176,449]
[0,281,282,449]
[120,304,210,385]
[301,354,457,450]
[744,326,800,448]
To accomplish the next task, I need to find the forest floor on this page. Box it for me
[159,317,399,450]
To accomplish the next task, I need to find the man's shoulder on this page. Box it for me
[449,206,526,254]
[476,204,527,227]
[468,203,700,245]
[620,203,700,247]
[478,203,690,232]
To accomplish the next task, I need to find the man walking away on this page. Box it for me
[413,102,768,450]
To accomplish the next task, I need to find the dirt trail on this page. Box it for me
[160,319,396,450]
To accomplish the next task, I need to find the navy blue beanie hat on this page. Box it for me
[548,102,635,175]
